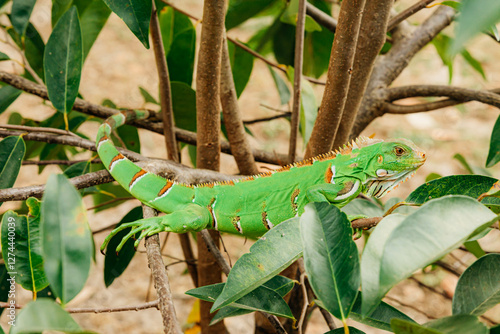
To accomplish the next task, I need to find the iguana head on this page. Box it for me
[362,139,426,198]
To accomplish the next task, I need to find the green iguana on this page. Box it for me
[97,110,426,252]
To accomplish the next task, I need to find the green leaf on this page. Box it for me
[63,161,92,178]
[349,293,415,332]
[325,327,366,334]
[104,206,142,287]
[426,315,488,334]
[268,66,291,105]
[361,196,497,316]
[300,202,359,320]
[0,265,10,316]
[116,124,141,153]
[406,175,500,210]
[273,22,295,67]
[491,324,500,334]
[463,240,486,258]
[187,276,294,319]
[172,81,197,132]
[8,22,46,81]
[303,21,334,78]
[452,254,500,316]
[432,33,454,83]
[41,174,93,304]
[10,298,92,334]
[226,0,278,30]
[139,86,158,104]
[460,49,486,80]
[1,198,49,292]
[228,40,254,97]
[0,85,22,115]
[79,0,112,59]
[452,0,500,53]
[212,217,302,311]
[487,114,500,167]
[44,6,83,114]
[11,0,36,36]
[391,315,488,334]
[51,0,73,26]
[0,52,10,61]
[0,136,26,193]
[286,66,318,145]
[102,0,151,48]
[159,8,196,86]
[341,198,384,218]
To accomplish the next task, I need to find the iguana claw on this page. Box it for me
[100,217,167,254]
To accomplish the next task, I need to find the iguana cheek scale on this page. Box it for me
[96,110,426,252]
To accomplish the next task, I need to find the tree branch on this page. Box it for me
[150,2,179,163]
[350,5,456,138]
[0,124,80,137]
[333,0,393,148]
[385,85,500,109]
[195,0,227,331]
[0,70,289,165]
[383,87,500,113]
[387,0,436,32]
[304,0,366,158]
[143,206,183,334]
[220,34,259,175]
[306,3,336,33]
[22,158,101,166]
[288,0,307,163]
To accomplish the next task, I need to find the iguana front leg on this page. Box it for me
[101,203,212,253]
[306,179,362,207]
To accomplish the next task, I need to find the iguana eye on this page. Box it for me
[394,146,405,156]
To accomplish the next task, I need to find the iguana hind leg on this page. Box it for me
[101,203,212,253]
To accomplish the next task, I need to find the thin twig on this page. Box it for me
[67,301,159,313]
[142,205,183,334]
[86,197,135,211]
[243,113,290,125]
[288,0,307,163]
[385,295,437,320]
[297,271,309,334]
[0,301,159,313]
[351,216,383,229]
[22,158,101,166]
[199,229,231,275]
[150,1,179,162]
[388,0,436,31]
[305,3,337,33]
[0,123,80,137]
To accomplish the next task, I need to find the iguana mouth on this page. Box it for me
[364,169,416,198]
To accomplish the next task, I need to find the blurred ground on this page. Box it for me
[0,0,499,333]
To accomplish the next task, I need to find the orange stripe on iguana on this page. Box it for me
[109,153,126,171]
[157,181,174,198]
[129,170,148,189]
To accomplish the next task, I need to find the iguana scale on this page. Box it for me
[96,110,426,252]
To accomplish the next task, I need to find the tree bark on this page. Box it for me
[195,0,228,333]
[333,0,393,148]
[304,0,366,158]
[220,35,259,175]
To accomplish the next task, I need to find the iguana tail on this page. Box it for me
[96,110,178,208]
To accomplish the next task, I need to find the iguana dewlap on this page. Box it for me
[96,110,426,251]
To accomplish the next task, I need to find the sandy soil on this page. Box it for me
[0,0,499,333]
